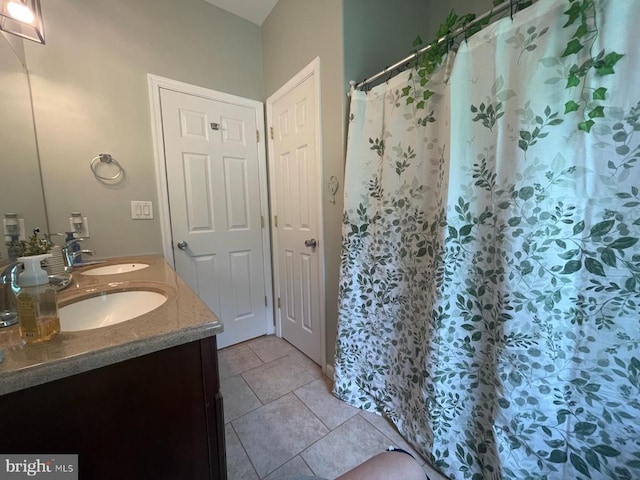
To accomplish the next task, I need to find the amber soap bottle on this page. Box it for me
[17,254,60,344]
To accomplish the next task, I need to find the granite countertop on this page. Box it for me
[0,254,223,396]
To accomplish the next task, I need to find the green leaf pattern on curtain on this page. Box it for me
[335,1,640,479]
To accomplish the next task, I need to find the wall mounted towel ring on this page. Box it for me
[90,153,124,183]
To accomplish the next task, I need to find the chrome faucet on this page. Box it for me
[70,249,96,265]
[0,262,21,291]
[61,238,104,271]
[62,237,91,271]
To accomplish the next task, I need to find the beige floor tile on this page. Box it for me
[223,337,445,479]
[233,393,329,478]
[246,335,295,363]
[286,349,324,379]
[225,423,259,480]
[294,377,359,430]
[242,355,316,404]
[358,410,426,464]
[219,344,264,380]
[263,455,315,480]
[301,414,390,479]
[221,375,262,423]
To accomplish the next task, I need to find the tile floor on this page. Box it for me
[219,335,448,480]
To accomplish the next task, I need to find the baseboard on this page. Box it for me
[325,363,335,381]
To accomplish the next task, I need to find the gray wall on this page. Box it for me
[24,0,263,258]
[344,0,436,90]
[345,0,495,89]
[262,0,345,369]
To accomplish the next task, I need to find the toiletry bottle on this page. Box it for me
[65,232,81,264]
[6,234,19,262]
[16,254,60,344]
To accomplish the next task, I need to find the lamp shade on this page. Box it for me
[0,0,44,44]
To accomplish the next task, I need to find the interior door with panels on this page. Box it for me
[160,88,268,348]
[268,66,323,365]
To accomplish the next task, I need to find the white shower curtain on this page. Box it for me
[335,0,640,479]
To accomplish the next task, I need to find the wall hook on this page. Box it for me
[328,176,339,204]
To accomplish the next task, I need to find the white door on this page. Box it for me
[160,87,270,348]
[267,60,324,365]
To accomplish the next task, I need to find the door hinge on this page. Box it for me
[264,295,268,307]
[277,297,281,309]
[274,215,278,228]
[261,215,265,228]
[270,127,274,139]
[256,130,260,142]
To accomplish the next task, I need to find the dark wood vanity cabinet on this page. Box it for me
[0,336,226,479]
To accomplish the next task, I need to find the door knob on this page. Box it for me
[177,241,188,250]
[304,238,317,248]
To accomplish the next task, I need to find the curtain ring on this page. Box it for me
[382,65,394,84]
[347,80,356,97]
[90,153,124,182]
[388,67,399,84]
[446,34,454,51]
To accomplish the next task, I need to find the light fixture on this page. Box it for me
[0,0,44,44]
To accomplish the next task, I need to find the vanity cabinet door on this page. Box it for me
[201,334,227,480]
[0,336,226,479]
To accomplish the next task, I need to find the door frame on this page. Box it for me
[147,74,275,334]
[266,58,326,371]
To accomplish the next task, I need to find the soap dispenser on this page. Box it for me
[16,254,61,344]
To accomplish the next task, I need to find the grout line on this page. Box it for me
[244,337,296,363]
[262,393,331,477]
[300,455,316,477]
[225,336,337,478]
[223,403,264,425]
[291,381,357,433]
[260,452,300,479]
[246,392,328,479]
[291,388,333,432]
[228,422,261,480]
[236,371,265,406]
[218,346,266,381]
[297,434,327,476]
[239,354,320,403]
[357,412,428,466]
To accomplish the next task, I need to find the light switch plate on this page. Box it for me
[131,201,153,220]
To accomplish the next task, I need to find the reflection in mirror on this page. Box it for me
[0,32,48,261]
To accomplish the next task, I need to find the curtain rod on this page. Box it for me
[353,0,533,91]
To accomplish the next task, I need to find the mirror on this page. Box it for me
[0,33,48,261]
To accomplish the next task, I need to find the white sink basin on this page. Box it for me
[59,290,167,331]
[81,263,150,276]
